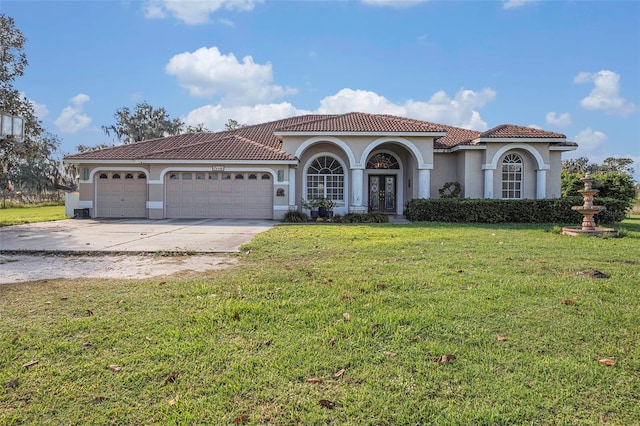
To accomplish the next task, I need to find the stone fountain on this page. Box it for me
[562,172,617,237]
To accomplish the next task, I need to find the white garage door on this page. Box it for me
[166,171,273,219]
[96,172,147,218]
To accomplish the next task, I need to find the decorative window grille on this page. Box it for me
[366,152,399,169]
[306,156,344,201]
[501,153,523,199]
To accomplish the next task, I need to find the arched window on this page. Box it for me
[112,173,121,179]
[501,153,523,199]
[306,155,344,201]
[235,173,244,180]
[261,174,271,180]
[99,173,108,179]
[366,152,399,169]
[125,173,134,179]
[138,173,146,179]
[248,174,257,180]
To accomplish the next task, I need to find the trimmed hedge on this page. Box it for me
[404,197,628,224]
[339,212,389,223]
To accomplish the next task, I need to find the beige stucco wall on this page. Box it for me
[431,153,458,198]
[548,150,563,198]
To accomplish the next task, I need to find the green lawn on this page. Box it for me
[0,205,66,227]
[1,218,639,424]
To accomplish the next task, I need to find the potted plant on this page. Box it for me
[317,197,337,218]
[300,198,320,219]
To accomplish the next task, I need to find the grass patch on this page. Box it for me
[0,206,67,227]
[1,219,639,424]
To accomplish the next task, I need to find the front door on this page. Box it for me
[369,175,396,213]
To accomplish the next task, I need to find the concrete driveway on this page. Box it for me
[0,218,275,253]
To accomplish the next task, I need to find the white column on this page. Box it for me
[288,168,296,207]
[484,169,494,199]
[536,169,546,199]
[418,169,430,199]
[351,168,366,212]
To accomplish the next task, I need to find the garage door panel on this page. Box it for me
[97,172,147,218]
[166,171,272,219]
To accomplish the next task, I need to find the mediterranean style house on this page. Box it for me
[64,112,577,220]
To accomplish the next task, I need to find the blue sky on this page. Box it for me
[3,0,639,179]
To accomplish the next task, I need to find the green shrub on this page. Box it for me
[562,171,636,208]
[404,197,628,224]
[282,210,309,223]
[339,212,389,223]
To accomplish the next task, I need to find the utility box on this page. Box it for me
[65,192,79,217]
[73,208,90,219]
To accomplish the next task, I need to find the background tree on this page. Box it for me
[102,101,184,143]
[1,14,68,205]
[224,118,244,130]
[561,157,636,208]
[184,122,210,133]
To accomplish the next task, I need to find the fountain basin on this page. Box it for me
[562,226,618,237]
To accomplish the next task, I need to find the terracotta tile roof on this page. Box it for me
[275,112,446,133]
[145,135,296,161]
[64,113,570,162]
[479,124,566,139]
[433,125,480,148]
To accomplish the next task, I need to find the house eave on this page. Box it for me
[472,137,567,144]
[275,131,447,139]
[549,145,578,152]
[64,158,299,165]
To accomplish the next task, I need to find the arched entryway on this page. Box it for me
[366,152,400,213]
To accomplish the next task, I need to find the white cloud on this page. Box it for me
[185,102,310,130]
[574,70,636,116]
[144,0,262,25]
[574,127,608,152]
[362,0,428,7]
[528,124,542,130]
[503,0,538,10]
[166,46,297,105]
[218,18,235,27]
[29,99,49,120]
[184,87,497,132]
[545,111,572,127]
[54,93,92,134]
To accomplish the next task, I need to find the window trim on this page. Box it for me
[501,153,523,199]
[303,153,346,202]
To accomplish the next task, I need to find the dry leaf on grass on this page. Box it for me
[383,351,397,357]
[497,335,507,341]
[564,299,574,305]
[599,358,616,366]
[333,369,345,379]
[3,379,19,389]
[263,339,272,346]
[327,337,336,345]
[108,364,122,372]
[436,354,457,363]
[232,414,249,424]
[22,360,39,368]
[319,399,336,409]
[168,394,179,406]
[164,372,180,384]
[307,377,323,384]
[343,312,351,321]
